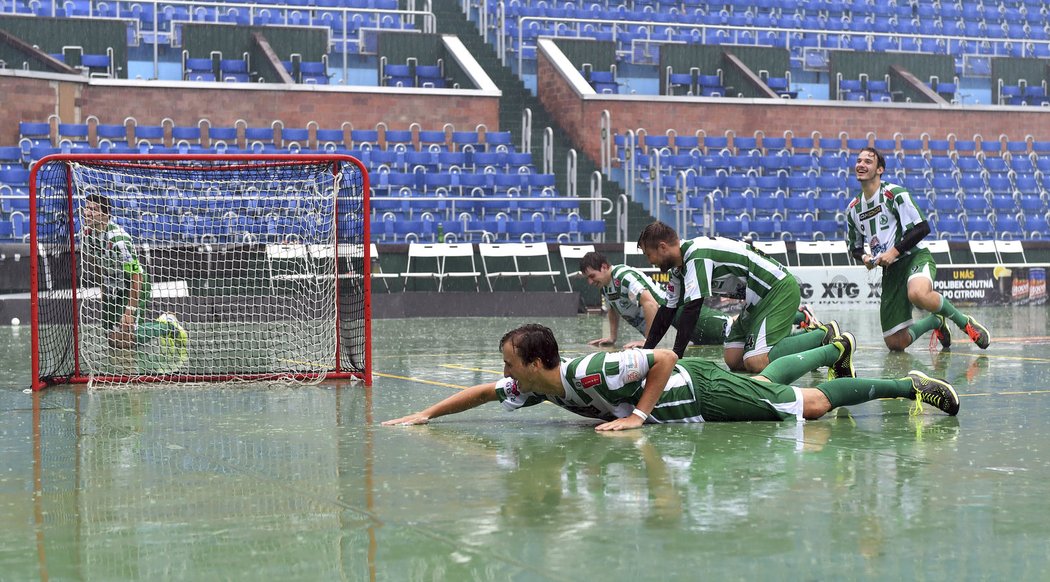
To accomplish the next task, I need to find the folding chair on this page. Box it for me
[623,241,658,274]
[401,242,480,291]
[794,240,850,266]
[558,244,595,290]
[479,243,559,291]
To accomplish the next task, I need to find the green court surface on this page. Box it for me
[2,306,1050,580]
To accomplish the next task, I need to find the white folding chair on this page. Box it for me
[751,240,791,266]
[558,244,595,290]
[401,242,481,291]
[369,243,398,291]
[794,240,849,266]
[623,241,658,274]
[479,242,560,291]
[924,239,952,265]
[995,239,1028,264]
[967,239,999,264]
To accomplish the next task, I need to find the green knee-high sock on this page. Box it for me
[908,313,943,343]
[768,329,826,361]
[816,378,915,408]
[762,344,838,385]
[135,321,169,344]
[934,295,969,327]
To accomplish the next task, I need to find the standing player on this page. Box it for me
[382,324,959,431]
[846,147,990,351]
[81,192,188,358]
[578,251,731,348]
[636,221,837,374]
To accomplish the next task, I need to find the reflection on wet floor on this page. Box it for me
[1,306,1049,579]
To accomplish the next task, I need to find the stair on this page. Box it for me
[428,0,654,241]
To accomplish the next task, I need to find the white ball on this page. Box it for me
[10,317,19,326]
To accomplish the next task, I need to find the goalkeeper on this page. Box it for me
[81,192,187,354]
[383,323,960,431]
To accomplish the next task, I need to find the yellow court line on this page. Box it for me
[962,390,1050,397]
[440,364,504,374]
[373,371,470,390]
[947,352,1050,364]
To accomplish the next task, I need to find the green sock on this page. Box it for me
[935,296,969,327]
[817,378,914,408]
[136,321,170,344]
[908,314,943,343]
[768,329,826,361]
[761,344,838,385]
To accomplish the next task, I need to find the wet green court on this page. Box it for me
[2,306,1049,580]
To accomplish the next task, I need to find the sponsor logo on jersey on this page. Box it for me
[580,373,602,389]
[858,206,882,221]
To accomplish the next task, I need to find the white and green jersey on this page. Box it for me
[494,349,704,423]
[845,180,928,258]
[81,221,146,292]
[665,237,791,309]
[603,264,667,334]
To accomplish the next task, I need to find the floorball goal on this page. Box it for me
[29,154,371,389]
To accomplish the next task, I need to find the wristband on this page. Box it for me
[631,407,649,421]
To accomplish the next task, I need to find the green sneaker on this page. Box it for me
[932,315,951,350]
[829,332,856,380]
[907,370,960,416]
[819,320,840,346]
[963,317,990,349]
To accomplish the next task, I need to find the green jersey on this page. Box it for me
[666,237,791,309]
[81,221,147,292]
[603,264,667,334]
[845,180,928,259]
[494,349,704,423]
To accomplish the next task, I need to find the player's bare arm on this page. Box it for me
[382,382,499,426]
[595,349,679,432]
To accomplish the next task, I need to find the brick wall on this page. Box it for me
[536,49,1050,168]
[0,72,500,146]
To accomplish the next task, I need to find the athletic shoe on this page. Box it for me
[829,332,857,380]
[797,303,821,330]
[931,315,951,350]
[907,370,960,416]
[963,317,990,349]
[818,320,841,346]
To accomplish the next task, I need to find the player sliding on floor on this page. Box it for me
[846,147,991,351]
[382,324,959,431]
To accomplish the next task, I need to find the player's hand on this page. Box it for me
[595,414,645,431]
[623,340,645,349]
[863,255,877,270]
[588,337,616,346]
[119,311,136,333]
[381,413,430,426]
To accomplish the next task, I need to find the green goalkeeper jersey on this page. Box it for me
[665,237,791,309]
[494,349,705,423]
[845,180,928,259]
